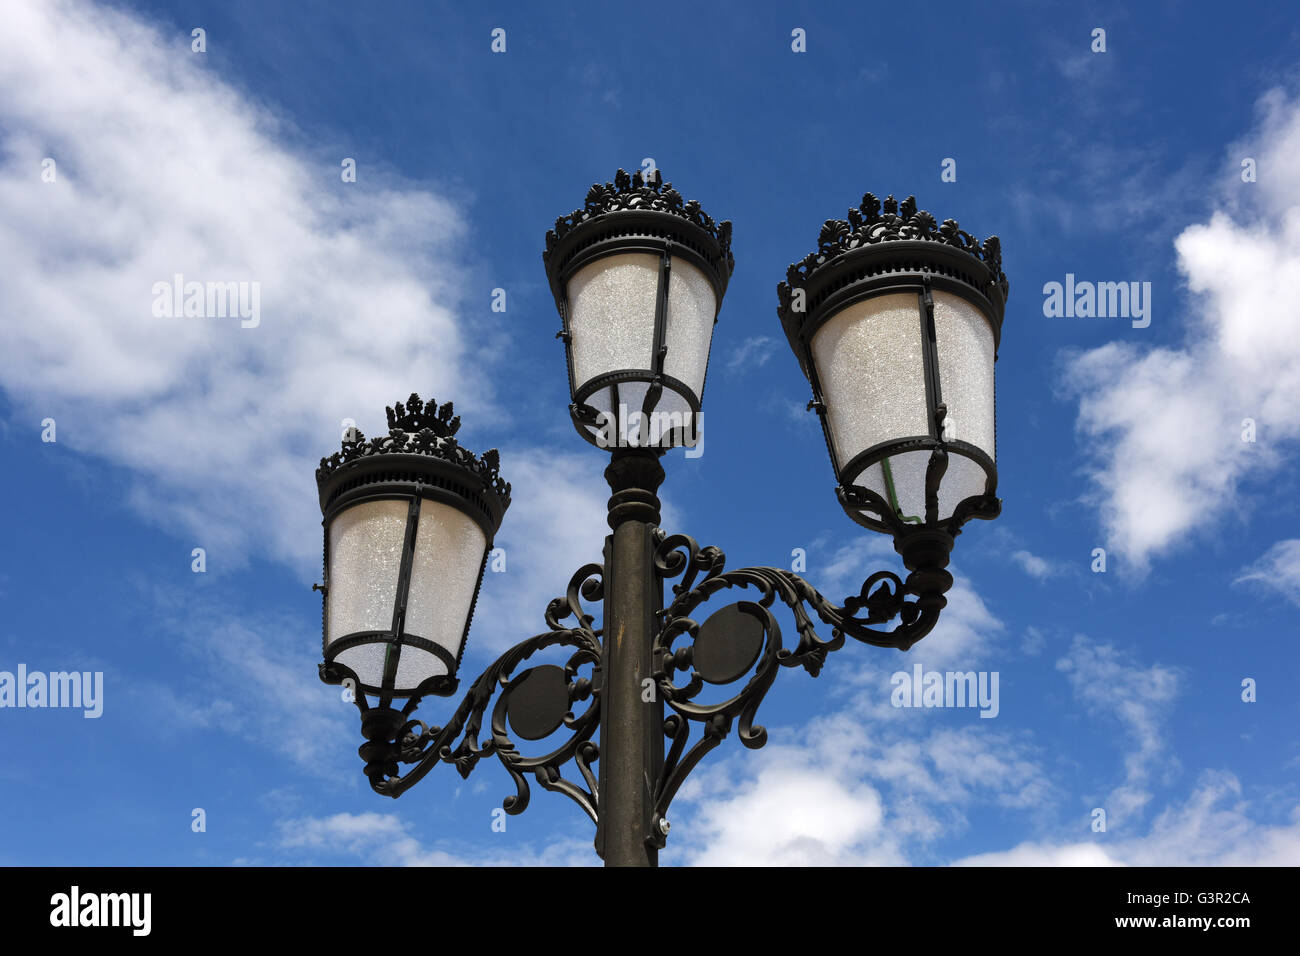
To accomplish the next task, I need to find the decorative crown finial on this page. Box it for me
[777,193,1007,317]
[543,169,735,278]
[386,393,460,438]
[316,393,510,506]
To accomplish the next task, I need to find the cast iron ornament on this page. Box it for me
[543,167,735,279]
[324,524,963,845]
[776,191,1006,315]
[316,393,511,506]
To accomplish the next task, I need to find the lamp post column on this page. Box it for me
[597,447,666,867]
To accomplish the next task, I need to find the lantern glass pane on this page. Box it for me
[855,461,889,507]
[857,450,990,527]
[887,449,929,525]
[567,252,658,393]
[939,453,989,514]
[933,291,996,461]
[335,643,388,690]
[326,499,407,644]
[811,292,929,470]
[662,256,716,401]
[404,498,489,675]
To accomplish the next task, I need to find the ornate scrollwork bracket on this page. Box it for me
[643,503,995,841]
[320,561,608,825]
[323,484,1000,853]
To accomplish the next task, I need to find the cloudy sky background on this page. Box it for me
[0,0,1297,866]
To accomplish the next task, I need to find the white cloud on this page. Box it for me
[0,0,490,577]
[673,619,1297,867]
[1235,538,1300,607]
[1056,636,1180,825]
[1021,625,1047,656]
[670,571,1046,865]
[0,2,641,788]
[683,757,891,866]
[956,771,1300,866]
[955,842,1119,866]
[0,0,660,660]
[123,588,355,776]
[275,811,593,866]
[1062,89,1300,571]
[1010,549,1062,581]
[725,335,777,371]
[674,713,1051,866]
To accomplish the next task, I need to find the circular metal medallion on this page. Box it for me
[693,603,765,685]
[505,665,571,741]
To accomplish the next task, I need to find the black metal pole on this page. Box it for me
[596,447,666,867]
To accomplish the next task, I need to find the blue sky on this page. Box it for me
[1,0,1298,866]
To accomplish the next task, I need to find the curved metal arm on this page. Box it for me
[323,562,607,824]
[645,529,957,834]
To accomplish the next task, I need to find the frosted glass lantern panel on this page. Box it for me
[404,498,488,673]
[811,293,929,468]
[932,291,996,461]
[662,258,717,399]
[326,499,408,643]
[879,450,929,525]
[857,449,990,526]
[566,253,658,391]
[938,453,989,514]
[334,643,388,691]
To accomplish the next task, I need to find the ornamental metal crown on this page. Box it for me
[543,168,735,279]
[777,193,1007,317]
[386,393,459,437]
[315,393,510,505]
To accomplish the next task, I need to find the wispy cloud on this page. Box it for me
[125,587,354,777]
[1056,636,1181,826]
[957,771,1300,866]
[1010,549,1065,581]
[0,0,489,578]
[1061,90,1300,572]
[669,568,1044,865]
[275,811,594,866]
[725,335,778,372]
[1234,538,1300,607]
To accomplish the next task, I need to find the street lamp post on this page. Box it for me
[313,171,1009,867]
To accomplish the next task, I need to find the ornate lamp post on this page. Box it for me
[313,172,1009,867]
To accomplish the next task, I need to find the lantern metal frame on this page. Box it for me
[777,193,1008,537]
[312,180,1010,867]
[315,395,510,716]
[543,168,734,450]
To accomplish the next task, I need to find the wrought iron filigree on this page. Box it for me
[315,393,511,503]
[645,530,954,833]
[323,561,606,823]
[543,167,735,276]
[321,517,999,854]
[777,192,1006,307]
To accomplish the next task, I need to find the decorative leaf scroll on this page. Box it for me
[316,393,510,504]
[777,192,1007,314]
[543,168,735,278]
[646,531,946,828]
[366,562,606,823]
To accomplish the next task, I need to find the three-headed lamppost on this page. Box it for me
[313,170,1009,867]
